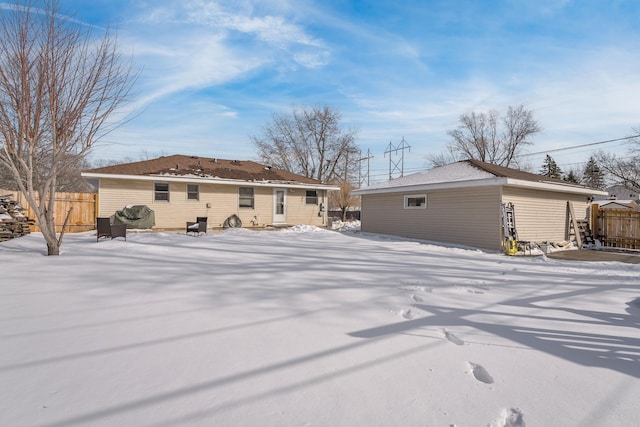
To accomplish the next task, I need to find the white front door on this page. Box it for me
[273,188,287,224]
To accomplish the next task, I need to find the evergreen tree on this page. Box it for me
[582,156,605,190]
[563,169,580,184]
[539,154,562,178]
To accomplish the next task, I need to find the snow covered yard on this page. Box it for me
[1,227,638,427]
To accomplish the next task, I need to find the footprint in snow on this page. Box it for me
[399,281,433,293]
[411,294,423,302]
[466,284,490,294]
[443,329,464,345]
[467,361,494,384]
[497,408,525,427]
[401,309,414,320]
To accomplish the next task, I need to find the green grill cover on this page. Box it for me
[112,205,156,229]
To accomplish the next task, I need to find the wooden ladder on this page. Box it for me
[566,202,595,248]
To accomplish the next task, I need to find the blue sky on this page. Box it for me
[49,1,640,180]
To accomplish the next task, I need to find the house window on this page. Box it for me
[404,194,427,209]
[306,190,318,205]
[154,182,170,201]
[187,184,199,201]
[239,187,254,208]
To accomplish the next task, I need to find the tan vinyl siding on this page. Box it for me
[97,178,327,229]
[236,187,326,227]
[502,187,590,242]
[284,188,326,226]
[361,186,502,250]
[98,179,152,217]
[236,186,271,227]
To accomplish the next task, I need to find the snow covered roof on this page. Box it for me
[596,200,640,210]
[605,184,639,199]
[354,160,608,196]
[82,154,339,190]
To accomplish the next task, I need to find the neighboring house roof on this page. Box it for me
[353,159,608,196]
[605,184,639,200]
[82,154,339,190]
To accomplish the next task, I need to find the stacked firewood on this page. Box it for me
[0,194,34,242]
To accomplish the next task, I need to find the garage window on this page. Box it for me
[404,194,427,209]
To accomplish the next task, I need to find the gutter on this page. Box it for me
[504,178,608,196]
[353,177,507,195]
[81,172,341,191]
[353,176,608,197]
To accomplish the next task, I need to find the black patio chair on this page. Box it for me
[96,217,127,241]
[186,217,207,236]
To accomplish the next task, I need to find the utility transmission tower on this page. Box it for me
[358,148,374,187]
[384,137,411,179]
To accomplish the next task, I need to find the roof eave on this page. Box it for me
[353,177,507,195]
[352,176,609,196]
[80,172,340,191]
[504,178,609,195]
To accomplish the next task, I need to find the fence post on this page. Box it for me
[591,204,599,239]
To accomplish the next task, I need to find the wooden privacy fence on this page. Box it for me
[0,189,97,233]
[591,205,640,249]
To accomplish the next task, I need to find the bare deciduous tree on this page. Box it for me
[0,0,135,255]
[429,105,541,168]
[327,146,360,221]
[329,180,359,222]
[596,130,640,192]
[251,106,358,183]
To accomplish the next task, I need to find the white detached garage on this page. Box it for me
[353,160,608,251]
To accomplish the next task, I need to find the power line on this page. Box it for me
[519,134,639,158]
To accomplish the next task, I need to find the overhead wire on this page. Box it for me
[517,134,639,157]
[363,134,639,181]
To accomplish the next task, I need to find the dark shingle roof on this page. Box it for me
[466,159,575,186]
[84,154,322,185]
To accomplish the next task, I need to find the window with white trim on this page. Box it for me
[404,194,427,209]
[305,190,318,205]
[187,184,199,201]
[239,187,254,208]
[154,182,170,201]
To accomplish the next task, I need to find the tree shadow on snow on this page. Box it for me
[348,292,640,378]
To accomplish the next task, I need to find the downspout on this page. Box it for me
[322,190,327,225]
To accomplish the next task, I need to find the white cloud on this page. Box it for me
[181,1,327,62]
[97,0,640,176]
[120,0,329,109]
[124,33,261,109]
[533,0,573,17]
[526,47,640,133]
